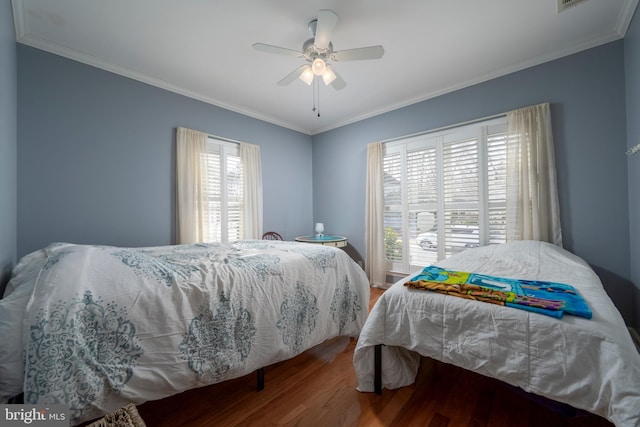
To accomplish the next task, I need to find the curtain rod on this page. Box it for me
[381,111,507,145]
[177,127,244,146]
[207,134,244,146]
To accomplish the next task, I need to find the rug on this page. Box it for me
[86,404,146,427]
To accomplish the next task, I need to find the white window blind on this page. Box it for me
[383,151,403,264]
[487,131,507,244]
[383,117,507,275]
[203,138,243,243]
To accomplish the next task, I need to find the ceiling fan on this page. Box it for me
[253,10,384,91]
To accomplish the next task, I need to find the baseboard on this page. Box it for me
[628,327,640,354]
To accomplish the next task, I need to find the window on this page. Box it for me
[203,137,243,242]
[383,118,507,276]
[176,127,262,244]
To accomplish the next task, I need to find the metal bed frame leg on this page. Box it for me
[374,344,382,395]
[8,393,24,404]
[257,367,265,391]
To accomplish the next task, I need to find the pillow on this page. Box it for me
[0,249,46,402]
[3,249,46,298]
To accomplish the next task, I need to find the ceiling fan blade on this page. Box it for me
[332,45,385,61]
[328,65,347,90]
[314,10,338,49]
[277,64,309,86]
[253,43,303,58]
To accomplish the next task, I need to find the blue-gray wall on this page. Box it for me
[626,6,640,329]
[0,2,17,293]
[313,40,635,326]
[17,45,313,257]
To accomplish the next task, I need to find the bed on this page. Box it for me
[353,240,640,427]
[0,240,370,426]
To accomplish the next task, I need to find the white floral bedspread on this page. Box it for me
[1,240,369,425]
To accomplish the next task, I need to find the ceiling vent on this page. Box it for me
[557,0,587,12]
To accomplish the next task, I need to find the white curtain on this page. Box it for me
[176,127,210,244]
[365,142,386,287]
[506,103,563,246]
[240,142,263,239]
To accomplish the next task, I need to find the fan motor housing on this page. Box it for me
[302,38,333,61]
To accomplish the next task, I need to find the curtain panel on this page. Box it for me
[506,103,563,246]
[365,142,387,287]
[176,127,210,244]
[240,142,263,240]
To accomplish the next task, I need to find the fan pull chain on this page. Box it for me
[311,77,320,117]
[312,77,317,114]
[315,77,320,117]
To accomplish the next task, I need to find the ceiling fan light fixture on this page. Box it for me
[299,65,314,85]
[254,9,380,95]
[322,66,336,85]
[311,57,327,76]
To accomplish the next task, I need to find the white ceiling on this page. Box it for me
[12,0,639,135]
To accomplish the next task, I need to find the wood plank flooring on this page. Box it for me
[136,287,613,426]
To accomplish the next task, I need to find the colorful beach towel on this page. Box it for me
[405,266,592,319]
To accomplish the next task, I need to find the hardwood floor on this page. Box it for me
[136,287,613,426]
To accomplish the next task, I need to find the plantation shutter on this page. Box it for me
[487,131,508,243]
[204,139,243,243]
[204,146,221,242]
[407,145,438,267]
[383,151,403,269]
[382,117,507,277]
[442,137,480,258]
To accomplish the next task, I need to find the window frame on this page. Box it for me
[383,117,507,277]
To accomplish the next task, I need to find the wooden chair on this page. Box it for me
[262,231,283,240]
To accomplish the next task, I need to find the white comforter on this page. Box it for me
[0,241,370,425]
[353,241,640,427]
